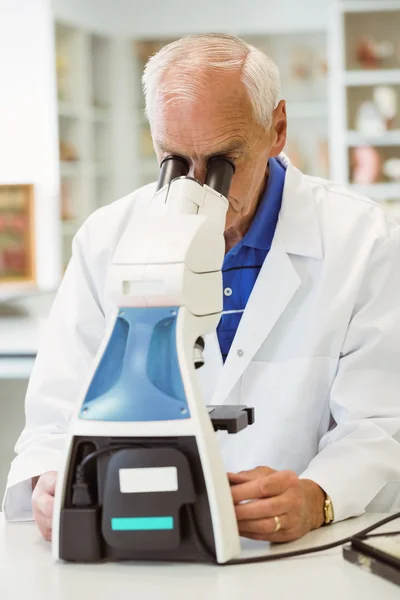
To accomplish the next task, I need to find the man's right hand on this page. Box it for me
[32,471,57,541]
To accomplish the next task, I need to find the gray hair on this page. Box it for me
[142,33,281,129]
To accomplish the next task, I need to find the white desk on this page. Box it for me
[0,513,399,599]
[0,293,54,379]
[0,317,43,379]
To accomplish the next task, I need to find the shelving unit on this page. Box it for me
[329,1,400,220]
[132,31,330,188]
[345,69,400,86]
[351,182,400,200]
[346,130,400,147]
[55,23,132,269]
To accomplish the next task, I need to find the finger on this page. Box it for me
[228,472,250,485]
[231,471,297,504]
[36,492,54,519]
[235,492,294,521]
[228,467,276,485]
[40,523,52,542]
[240,528,301,544]
[238,514,288,536]
[41,471,57,495]
[239,532,267,542]
[33,509,53,542]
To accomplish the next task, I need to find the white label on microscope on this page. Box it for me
[119,466,178,493]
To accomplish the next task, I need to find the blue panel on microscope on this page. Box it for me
[79,307,190,422]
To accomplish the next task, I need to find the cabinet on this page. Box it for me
[330,0,400,219]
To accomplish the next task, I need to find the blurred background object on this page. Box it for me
[330,0,400,217]
[0,0,400,492]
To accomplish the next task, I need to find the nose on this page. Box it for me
[188,162,207,184]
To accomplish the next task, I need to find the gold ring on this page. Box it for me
[273,516,282,533]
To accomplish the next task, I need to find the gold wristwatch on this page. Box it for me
[323,494,334,525]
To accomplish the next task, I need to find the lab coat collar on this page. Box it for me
[276,153,323,260]
[211,155,324,405]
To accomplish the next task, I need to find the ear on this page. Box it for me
[269,100,287,158]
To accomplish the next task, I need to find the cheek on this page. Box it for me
[229,161,266,200]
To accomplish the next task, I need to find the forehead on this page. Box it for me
[151,69,256,154]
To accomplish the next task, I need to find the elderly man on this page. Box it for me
[3,34,400,544]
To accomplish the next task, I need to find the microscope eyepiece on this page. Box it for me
[156,155,190,192]
[205,156,235,199]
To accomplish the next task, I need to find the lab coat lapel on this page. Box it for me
[211,159,324,405]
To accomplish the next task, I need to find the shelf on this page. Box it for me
[350,182,400,200]
[345,70,400,87]
[60,161,81,177]
[87,162,111,177]
[91,107,111,123]
[286,101,327,120]
[59,102,111,123]
[340,1,400,13]
[0,282,39,304]
[346,130,400,147]
[58,101,84,119]
[0,357,36,379]
[62,221,80,236]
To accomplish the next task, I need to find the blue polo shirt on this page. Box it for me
[217,157,286,362]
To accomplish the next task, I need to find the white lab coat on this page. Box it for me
[3,155,400,523]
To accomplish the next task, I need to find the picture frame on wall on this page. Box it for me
[0,184,36,285]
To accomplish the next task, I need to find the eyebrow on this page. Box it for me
[155,139,246,162]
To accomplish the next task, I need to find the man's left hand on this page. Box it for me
[228,467,325,542]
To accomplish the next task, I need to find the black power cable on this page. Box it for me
[72,444,140,507]
[188,505,400,567]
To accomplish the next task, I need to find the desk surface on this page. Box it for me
[0,317,42,378]
[1,514,399,600]
[0,293,54,378]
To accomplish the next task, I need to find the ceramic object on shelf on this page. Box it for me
[355,100,386,135]
[351,146,381,185]
[383,158,400,182]
[59,140,78,162]
[373,86,397,130]
[60,180,76,222]
[355,37,395,70]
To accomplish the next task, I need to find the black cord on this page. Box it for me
[77,444,136,478]
[187,507,400,566]
[74,445,135,487]
[364,531,400,539]
[72,444,144,507]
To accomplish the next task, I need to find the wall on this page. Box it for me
[53,0,330,36]
[0,0,61,291]
[122,0,329,36]
[52,0,125,34]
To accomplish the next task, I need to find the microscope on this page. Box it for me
[52,155,254,564]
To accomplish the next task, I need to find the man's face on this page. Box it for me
[151,69,287,240]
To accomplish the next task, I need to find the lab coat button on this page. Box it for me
[237,349,244,357]
[224,287,233,296]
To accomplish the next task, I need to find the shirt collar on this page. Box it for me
[242,157,286,251]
